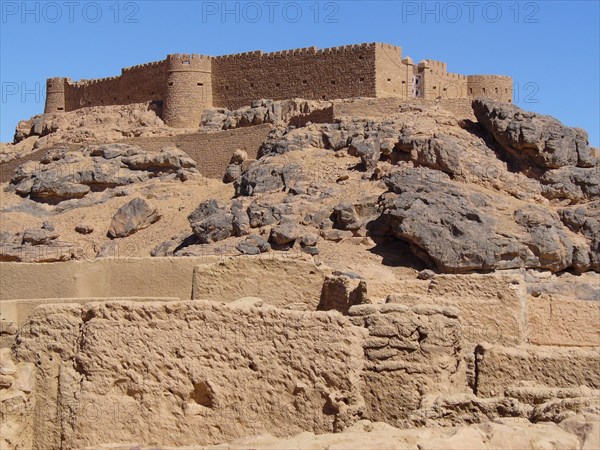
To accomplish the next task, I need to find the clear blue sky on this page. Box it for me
[1,1,599,146]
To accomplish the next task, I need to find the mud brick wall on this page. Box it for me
[474,343,600,397]
[212,44,378,110]
[348,303,462,426]
[14,301,366,448]
[121,124,273,178]
[63,61,168,111]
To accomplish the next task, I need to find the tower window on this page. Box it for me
[168,82,174,86]
[57,107,64,111]
[331,80,336,85]
[483,88,486,93]
[303,80,308,84]
[250,83,254,87]
[276,82,280,87]
[495,87,498,93]
[197,83,203,86]
[360,77,365,82]
[387,78,391,82]
[469,88,473,94]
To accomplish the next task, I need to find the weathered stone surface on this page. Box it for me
[188,200,234,243]
[14,301,365,448]
[236,235,271,255]
[21,228,58,245]
[9,144,197,205]
[473,99,595,170]
[380,167,578,273]
[269,223,300,246]
[474,344,600,398]
[108,197,160,238]
[235,159,305,196]
[319,275,367,314]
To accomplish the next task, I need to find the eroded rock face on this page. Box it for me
[108,198,160,238]
[473,99,599,203]
[8,144,198,205]
[379,168,581,273]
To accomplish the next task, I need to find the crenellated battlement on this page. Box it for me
[44,42,513,124]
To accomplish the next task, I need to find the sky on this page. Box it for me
[1,1,599,146]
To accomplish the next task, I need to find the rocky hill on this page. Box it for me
[0,97,598,449]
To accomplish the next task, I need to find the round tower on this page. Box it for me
[163,54,212,128]
[44,77,67,113]
[467,75,513,103]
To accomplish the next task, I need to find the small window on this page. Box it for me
[358,55,364,60]
[182,61,191,65]
[495,87,498,93]
[168,82,174,86]
[505,88,508,93]
[387,78,391,82]
[303,80,307,84]
[276,82,280,87]
[57,107,64,111]
[433,86,436,89]
[482,87,486,93]
[250,83,254,87]
[197,83,203,86]
[321,95,326,100]
[443,87,447,91]
[402,81,405,84]
[469,88,473,94]
[359,77,365,82]
[331,80,336,85]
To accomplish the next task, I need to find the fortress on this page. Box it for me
[44,43,513,127]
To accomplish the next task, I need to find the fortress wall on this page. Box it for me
[349,304,462,426]
[212,44,378,110]
[14,300,366,447]
[387,273,526,346]
[467,75,513,102]
[163,55,213,127]
[332,97,477,122]
[121,124,273,178]
[474,344,600,397]
[63,60,167,111]
[374,44,413,99]
[0,257,218,301]
[191,257,331,309]
[419,61,468,101]
[527,295,600,347]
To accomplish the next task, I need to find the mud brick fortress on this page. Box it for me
[44,43,513,127]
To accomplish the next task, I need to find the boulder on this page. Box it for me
[108,198,160,238]
[188,200,234,243]
[236,235,271,255]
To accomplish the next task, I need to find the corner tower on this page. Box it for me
[163,54,213,128]
[44,77,67,113]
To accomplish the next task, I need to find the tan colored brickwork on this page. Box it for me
[44,43,513,127]
[121,124,273,178]
[212,44,378,109]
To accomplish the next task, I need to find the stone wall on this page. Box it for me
[43,43,514,126]
[348,303,462,426]
[475,344,600,397]
[120,124,273,178]
[62,60,168,112]
[191,257,331,309]
[12,301,367,448]
[212,44,379,110]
